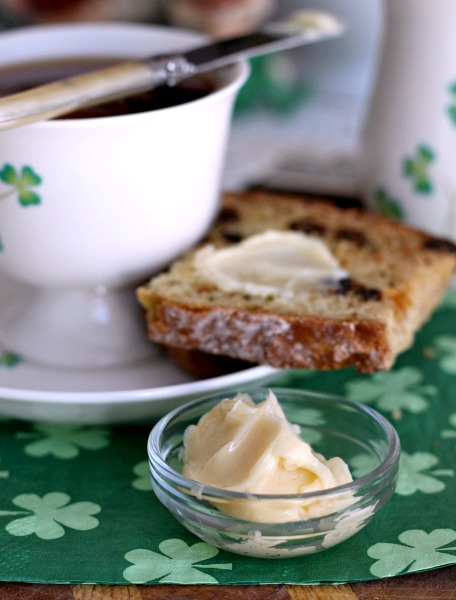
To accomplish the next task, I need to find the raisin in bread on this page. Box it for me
[137,190,456,373]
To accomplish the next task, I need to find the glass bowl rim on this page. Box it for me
[147,385,401,503]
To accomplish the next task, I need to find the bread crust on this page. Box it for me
[137,190,456,373]
[146,298,392,371]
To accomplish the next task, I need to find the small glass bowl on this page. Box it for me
[147,387,400,558]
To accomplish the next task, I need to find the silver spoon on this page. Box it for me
[0,11,344,131]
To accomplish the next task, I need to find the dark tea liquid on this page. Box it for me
[0,58,215,119]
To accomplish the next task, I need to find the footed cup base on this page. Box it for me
[0,284,155,369]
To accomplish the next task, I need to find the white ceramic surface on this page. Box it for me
[0,272,280,425]
[0,22,248,367]
[360,0,456,239]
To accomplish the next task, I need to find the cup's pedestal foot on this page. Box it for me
[0,285,155,369]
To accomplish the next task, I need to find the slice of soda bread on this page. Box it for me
[137,190,456,372]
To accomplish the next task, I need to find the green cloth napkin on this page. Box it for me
[1,293,456,585]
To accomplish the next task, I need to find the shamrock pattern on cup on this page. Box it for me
[447,81,456,126]
[0,164,42,206]
[367,79,456,237]
[0,352,20,367]
[0,163,43,253]
[403,145,435,195]
[374,187,405,221]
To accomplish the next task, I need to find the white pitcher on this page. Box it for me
[360,0,456,239]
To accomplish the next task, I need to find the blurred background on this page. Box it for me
[0,0,383,195]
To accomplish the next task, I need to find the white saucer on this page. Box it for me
[0,274,280,424]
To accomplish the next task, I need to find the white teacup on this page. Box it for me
[360,0,456,240]
[0,23,248,368]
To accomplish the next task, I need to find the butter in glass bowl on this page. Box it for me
[148,386,400,558]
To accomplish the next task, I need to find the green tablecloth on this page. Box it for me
[1,294,456,585]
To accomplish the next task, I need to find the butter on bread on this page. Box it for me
[137,190,456,373]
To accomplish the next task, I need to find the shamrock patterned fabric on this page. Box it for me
[1,294,456,585]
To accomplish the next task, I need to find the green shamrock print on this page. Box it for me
[123,538,232,584]
[368,529,456,578]
[447,81,456,126]
[0,457,8,480]
[275,369,316,388]
[345,367,435,415]
[349,454,377,478]
[132,460,152,491]
[374,187,405,221]
[221,533,314,558]
[17,423,110,459]
[0,491,101,539]
[323,505,375,549]
[0,164,42,206]
[403,145,435,194]
[235,55,309,116]
[0,351,21,367]
[396,451,454,495]
[432,335,456,373]
[442,412,456,445]
[283,406,324,444]
[437,292,456,312]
